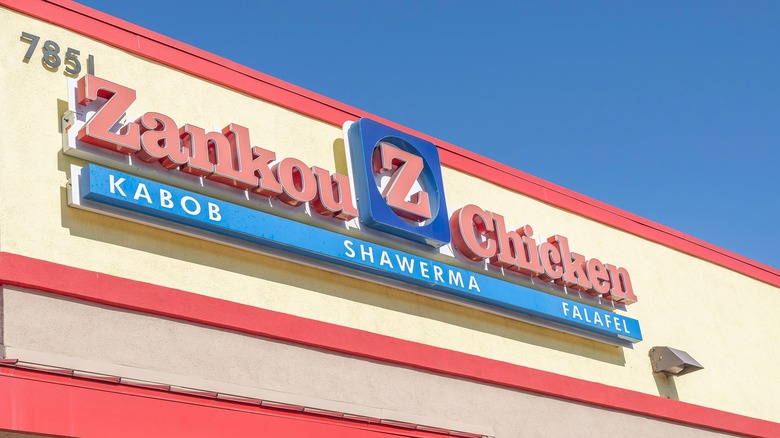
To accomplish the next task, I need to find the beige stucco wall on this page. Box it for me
[1,5,778,425]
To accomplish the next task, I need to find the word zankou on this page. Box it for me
[76,75,358,220]
[451,204,637,304]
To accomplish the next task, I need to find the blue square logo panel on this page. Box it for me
[348,118,451,248]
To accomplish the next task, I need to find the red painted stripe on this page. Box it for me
[1,0,777,287]
[0,252,777,437]
[0,367,447,438]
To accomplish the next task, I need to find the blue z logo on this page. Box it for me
[347,118,450,247]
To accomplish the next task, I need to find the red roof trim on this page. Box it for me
[0,367,452,438]
[1,0,778,287]
[0,252,777,437]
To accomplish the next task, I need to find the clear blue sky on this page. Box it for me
[79,0,779,270]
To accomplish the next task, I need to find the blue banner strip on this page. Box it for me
[79,164,642,343]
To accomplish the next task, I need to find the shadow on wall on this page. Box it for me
[332,138,349,177]
[55,136,627,368]
[653,372,679,400]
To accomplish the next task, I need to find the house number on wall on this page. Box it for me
[20,31,95,76]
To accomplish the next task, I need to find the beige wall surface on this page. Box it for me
[0,286,743,438]
[0,6,778,424]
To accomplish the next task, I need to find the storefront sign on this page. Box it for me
[65,75,642,345]
[72,164,642,344]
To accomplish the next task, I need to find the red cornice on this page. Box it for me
[0,252,777,437]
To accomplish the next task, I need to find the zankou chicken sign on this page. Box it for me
[65,75,641,345]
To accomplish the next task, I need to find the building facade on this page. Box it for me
[0,1,778,437]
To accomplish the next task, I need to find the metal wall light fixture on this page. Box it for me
[649,346,704,376]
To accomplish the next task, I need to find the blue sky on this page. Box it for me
[78,1,779,270]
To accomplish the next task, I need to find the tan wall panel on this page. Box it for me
[1,286,742,438]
